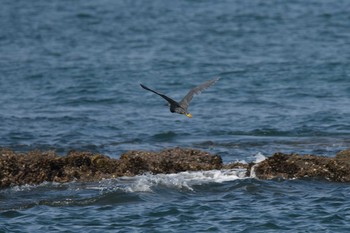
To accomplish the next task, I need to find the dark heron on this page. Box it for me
[140,77,219,118]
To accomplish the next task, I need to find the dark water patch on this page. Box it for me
[0,210,24,219]
[151,131,178,142]
[109,138,143,146]
[93,191,144,206]
[76,13,95,19]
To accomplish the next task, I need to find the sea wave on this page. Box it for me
[121,169,247,192]
[0,169,247,210]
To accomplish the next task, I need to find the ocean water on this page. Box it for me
[1,0,350,232]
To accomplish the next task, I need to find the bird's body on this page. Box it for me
[140,77,219,118]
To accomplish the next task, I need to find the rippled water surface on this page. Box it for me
[1,0,350,232]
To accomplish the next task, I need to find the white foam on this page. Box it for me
[250,152,267,178]
[118,169,247,192]
[250,164,258,178]
[4,169,248,195]
[253,152,267,163]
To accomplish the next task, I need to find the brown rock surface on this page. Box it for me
[0,147,224,188]
[120,147,222,175]
[253,151,350,182]
[336,148,350,161]
[1,147,350,188]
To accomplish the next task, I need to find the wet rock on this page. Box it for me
[336,148,350,161]
[2,147,350,188]
[0,147,223,189]
[120,147,223,175]
[253,151,350,182]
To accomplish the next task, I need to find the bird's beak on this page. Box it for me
[186,113,192,118]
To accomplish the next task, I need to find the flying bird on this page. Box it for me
[140,77,219,118]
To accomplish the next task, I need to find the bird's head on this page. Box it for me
[176,108,192,118]
[185,113,192,118]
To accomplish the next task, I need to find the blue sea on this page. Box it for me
[1,0,350,232]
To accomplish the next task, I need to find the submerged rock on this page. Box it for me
[1,147,350,188]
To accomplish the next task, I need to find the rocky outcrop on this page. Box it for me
[120,147,223,175]
[253,150,350,182]
[0,147,225,188]
[1,147,350,188]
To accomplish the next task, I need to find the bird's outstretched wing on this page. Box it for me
[140,84,179,106]
[179,77,219,110]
